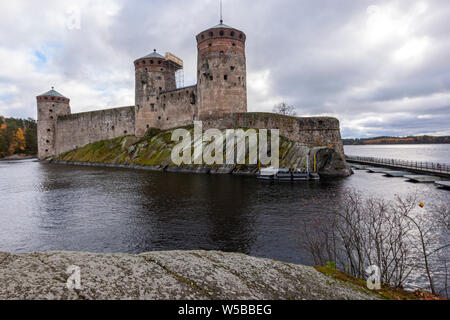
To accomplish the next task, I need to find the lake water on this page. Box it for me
[345,144,450,165]
[0,148,449,293]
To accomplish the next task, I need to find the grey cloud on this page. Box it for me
[0,0,449,138]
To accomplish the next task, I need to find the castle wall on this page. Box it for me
[55,106,135,155]
[202,112,345,157]
[159,85,197,130]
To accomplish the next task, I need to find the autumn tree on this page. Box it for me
[0,117,38,158]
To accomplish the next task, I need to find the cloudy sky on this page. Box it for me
[0,0,449,138]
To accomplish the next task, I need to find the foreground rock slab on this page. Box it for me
[0,251,378,300]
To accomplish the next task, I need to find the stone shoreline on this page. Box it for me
[0,251,378,300]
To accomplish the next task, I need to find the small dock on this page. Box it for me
[404,175,442,183]
[435,181,450,189]
[383,171,410,177]
[367,167,387,173]
[351,164,370,170]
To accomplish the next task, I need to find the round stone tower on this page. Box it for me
[134,50,182,137]
[196,22,247,120]
[36,87,71,159]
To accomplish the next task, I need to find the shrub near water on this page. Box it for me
[300,190,450,297]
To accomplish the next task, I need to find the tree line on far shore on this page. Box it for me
[0,117,37,158]
[343,136,450,145]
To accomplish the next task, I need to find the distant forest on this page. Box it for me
[343,135,450,145]
[0,117,37,158]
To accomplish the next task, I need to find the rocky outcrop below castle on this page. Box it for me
[53,117,352,178]
[0,251,378,300]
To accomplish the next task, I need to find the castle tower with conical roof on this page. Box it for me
[196,21,247,120]
[36,88,71,159]
[134,49,183,137]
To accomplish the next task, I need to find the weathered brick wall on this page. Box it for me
[196,26,247,120]
[55,106,135,155]
[159,85,197,130]
[203,112,345,157]
[134,57,168,137]
[37,96,71,159]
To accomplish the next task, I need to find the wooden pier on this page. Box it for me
[346,156,450,178]
[347,156,450,190]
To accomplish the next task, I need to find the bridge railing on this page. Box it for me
[345,155,450,174]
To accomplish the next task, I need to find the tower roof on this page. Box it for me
[140,49,165,60]
[38,87,67,98]
[211,22,233,29]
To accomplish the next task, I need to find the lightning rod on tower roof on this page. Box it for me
[220,0,223,24]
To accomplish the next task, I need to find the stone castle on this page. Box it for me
[37,21,248,159]
[37,21,347,174]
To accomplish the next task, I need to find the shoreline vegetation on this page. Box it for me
[0,117,37,159]
[53,128,353,177]
[343,135,450,145]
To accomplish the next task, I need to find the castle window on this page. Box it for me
[146,124,150,129]
[151,104,155,111]
[158,116,161,120]
[219,30,224,36]
[210,76,213,81]
[142,60,146,64]
[166,118,169,121]
[45,149,48,152]
[124,131,128,134]
[230,66,235,71]
[47,129,51,132]
[232,43,236,47]
[49,109,53,113]
[158,61,161,64]
[224,75,228,80]
[239,34,243,39]
[231,31,235,37]
[163,104,166,110]
[112,126,115,130]
[208,43,212,47]
[46,140,50,143]
[159,87,162,91]
[50,116,54,120]
[150,60,154,64]
[209,31,213,37]
[201,34,205,39]
[145,68,148,71]
[220,51,224,55]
